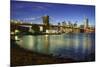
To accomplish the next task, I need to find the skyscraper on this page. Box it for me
[84,17,89,29]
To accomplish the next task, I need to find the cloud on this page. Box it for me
[22,16,41,21]
[24,17,36,21]
[32,6,46,9]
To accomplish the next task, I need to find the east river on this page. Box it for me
[16,33,95,61]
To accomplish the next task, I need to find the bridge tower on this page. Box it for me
[42,15,50,26]
[42,15,50,32]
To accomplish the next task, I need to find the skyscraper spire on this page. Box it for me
[84,16,89,29]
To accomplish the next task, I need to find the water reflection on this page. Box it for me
[16,33,95,61]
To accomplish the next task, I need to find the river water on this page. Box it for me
[16,33,95,61]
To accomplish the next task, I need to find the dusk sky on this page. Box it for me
[11,1,95,26]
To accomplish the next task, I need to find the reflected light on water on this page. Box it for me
[16,33,95,61]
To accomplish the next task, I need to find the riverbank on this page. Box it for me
[11,39,75,66]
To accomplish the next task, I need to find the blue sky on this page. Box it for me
[11,1,95,26]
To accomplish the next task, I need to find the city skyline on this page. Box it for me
[11,1,95,26]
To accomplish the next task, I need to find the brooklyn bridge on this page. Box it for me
[11,15,95,35]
